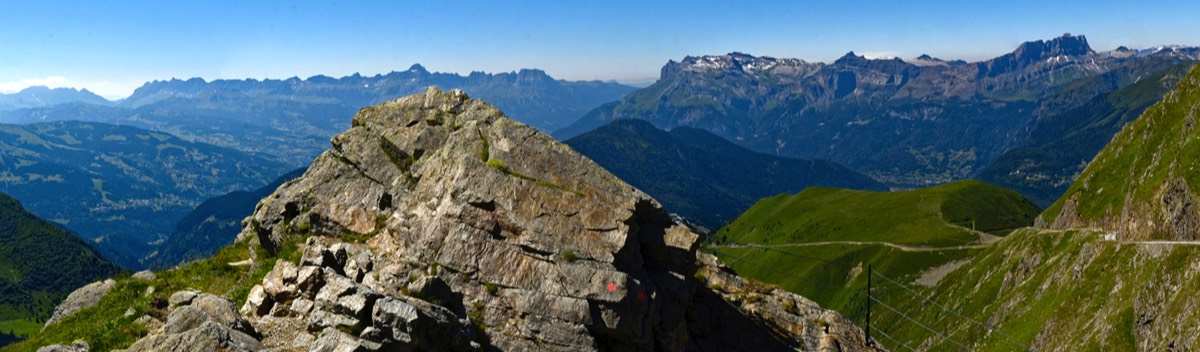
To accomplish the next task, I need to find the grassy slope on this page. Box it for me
[0,233,306,352]
[1043,64,1200,225]
[858,64,1200,350]
[712,179,1040,247]
[0,321,39,341]
[715,192,1200,350]
[872,228,1200,351]
[709,244,976,317]
[706,180,1039,329]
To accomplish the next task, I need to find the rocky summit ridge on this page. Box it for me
[54,87,875,351]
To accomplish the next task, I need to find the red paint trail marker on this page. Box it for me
[606,282,617,293]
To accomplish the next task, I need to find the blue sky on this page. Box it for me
[2,0,1198,99]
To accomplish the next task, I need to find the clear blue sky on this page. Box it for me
[2,0,1198,99]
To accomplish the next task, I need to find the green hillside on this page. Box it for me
[1,232,306,352]
[705,178,1200,350]
[0,193,121,343]
[1042,63,1200,240]
[707,180,1039,319]
[713,179,1040,247]
[865,228,1200,350]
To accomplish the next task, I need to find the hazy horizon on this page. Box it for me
[3,0,1199,99]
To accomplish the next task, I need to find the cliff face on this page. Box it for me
[101,87,875,351]
[244,86,704,350]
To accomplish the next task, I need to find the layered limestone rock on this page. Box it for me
[116,87,876,351]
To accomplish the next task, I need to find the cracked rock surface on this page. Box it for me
[114,87,877,351]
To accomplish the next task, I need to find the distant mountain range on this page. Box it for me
[0,87,110,111]
[0,67,632,270]
[0,67,634,166]
[556,35,1200,192]
[0,121,289,268]
[118,65,635,133]
[565,119,885,229]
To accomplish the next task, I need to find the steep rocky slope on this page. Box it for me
[1042,63,1200,240]
[16,88,877,351]
[566,119,885,229]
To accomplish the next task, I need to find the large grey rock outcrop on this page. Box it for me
[242,239,478,351]
[115,291,264,352]
[241,87,712,351]
[117,87,876,351]
[45,279,116,327]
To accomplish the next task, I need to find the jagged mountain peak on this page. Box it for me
[975,33,1103,78]
[1014,33,1094,60]
[906,54,953,66]
[663,52,815,79]
[407,63,429,74]
[514,68,554,82]
[169,86,873,351]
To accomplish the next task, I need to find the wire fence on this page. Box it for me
[715,245,1036,351]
